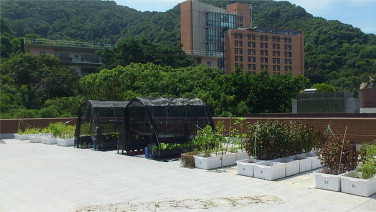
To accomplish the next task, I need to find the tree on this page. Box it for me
[312,83,336,92]
[98,38,194,69]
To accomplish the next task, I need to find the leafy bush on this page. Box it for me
[38,107,60,118]
[318,135,358,175]
[46,122,75,138]
[357,142,376,179]
[244,120,322,160]
[13,108,39,118]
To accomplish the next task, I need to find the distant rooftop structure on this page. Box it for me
[24,38,114,75]
[24,38,114,49]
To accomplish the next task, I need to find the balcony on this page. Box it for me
[184,50,223,58]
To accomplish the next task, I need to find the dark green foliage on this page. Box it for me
[79,64,308,116]
[318,135,359,175]
[99,38,194,69]
[244,121,321,160]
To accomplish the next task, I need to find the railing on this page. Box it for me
[58,57,102,64]
[184,50,223,57]
[24,38,114,49]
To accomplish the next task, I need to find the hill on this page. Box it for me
[1,0,375,92]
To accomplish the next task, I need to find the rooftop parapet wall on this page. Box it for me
[1,115,375,144]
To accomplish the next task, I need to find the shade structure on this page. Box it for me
[74,100,129,150]
[119,97,214,158]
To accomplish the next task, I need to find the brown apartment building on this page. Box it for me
[180,0,304,75]
[225,28,304,75]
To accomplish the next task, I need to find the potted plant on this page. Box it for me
[57,124,75,147]
[340,142,376,196]
[193,125,223,169]
[315,134,359,192]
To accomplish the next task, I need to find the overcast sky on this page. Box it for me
[114,0,376,34]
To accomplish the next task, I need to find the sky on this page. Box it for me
[114,0,376,34]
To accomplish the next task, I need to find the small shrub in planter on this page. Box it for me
[315,135,359,191]
[339,142,376,197]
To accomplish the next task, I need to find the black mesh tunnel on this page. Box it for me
[74,100,129,150]
[119,97,214,159]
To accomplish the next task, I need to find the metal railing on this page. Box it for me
[184,50,223,57]
[24,38,114,49]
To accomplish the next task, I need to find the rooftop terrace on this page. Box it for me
[24,38,115,49]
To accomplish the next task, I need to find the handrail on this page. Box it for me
[24,38,114,49]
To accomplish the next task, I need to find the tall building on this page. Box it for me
[225,28,304,75]
[180,0,250,70]
[180,0,304,75]
[24,38,113,75]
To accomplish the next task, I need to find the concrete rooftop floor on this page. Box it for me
[0,139,375,212]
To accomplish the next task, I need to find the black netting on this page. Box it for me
[119,97,214,158]
[74,100,129,150]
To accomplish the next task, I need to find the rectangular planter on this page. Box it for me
[221,153,237,167]
[57,138,74,147]
[44,137,57,145]
[272,156,300,177]
[236,158,258,177]
[314,169,341,192]
[236,151,249,161]
[300,152,323,169]
[254,161,286,181]
[340,171,376,197]
[14,134,29,140]
[297,155,313,173]
[29,134,42,143]
[194,155,222,170]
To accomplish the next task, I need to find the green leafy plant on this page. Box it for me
[357,142,376,179]
[244,120,321,160]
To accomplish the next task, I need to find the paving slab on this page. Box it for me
[0,139,375,211]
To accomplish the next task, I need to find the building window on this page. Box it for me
[284,37,291,43]
[235,56,239,62]
[235,33,243,39]
[261,65,269,71]
[260,35,268,41]
[260,42,268,48]
[207,61,212,67]
[284,59,292,64]
[272,43,280,49]
[247,41,256,48]
[260,57,268,63]
[235,40,239,46]
[260,50,268,56]
[285,66,292,72]
[239,41,243,47]
[39,51,46,54]
[273,58,280,64]
[273,65,281,71]
[235,63,243,69]
[284,51,292,57]
[239,56,243,62]
[248,56,256,62]
[284,44,292,50]
[273,51,280,57]
[235,48,243,54]
[272,36,280,42]
[249,49,256,55]
[247,34,256,40]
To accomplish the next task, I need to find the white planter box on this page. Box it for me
[314,169,341,191]
[272,156,300,177]
[236,158,258,177]
[44,137,57,145]
[300,152,323,169]
[236,151,249,161]
[57,138,74,147]
[297,155,313,173]
[221,153,237,167]
[340,171,376,197]
[15,134,29,140]
[254,161,286,181]
[194,155,222,170]
[29,134,42,143]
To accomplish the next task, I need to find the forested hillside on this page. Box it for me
[1,0,375,92]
